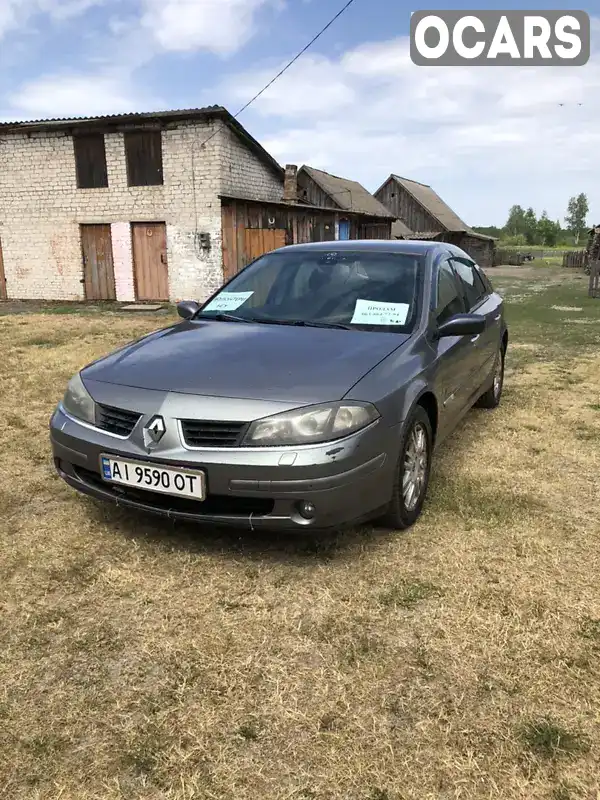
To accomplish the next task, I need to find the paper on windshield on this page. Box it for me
[203,292,254,312]
[351,299,410,326]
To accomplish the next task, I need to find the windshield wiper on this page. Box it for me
[195,312,253,323]
[291,320,352,330]
[241,316,352,330]
[195,312,351,330]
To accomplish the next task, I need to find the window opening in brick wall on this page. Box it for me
[74,133,108,189]
[125,131,164,186]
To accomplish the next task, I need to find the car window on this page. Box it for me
[435,260,465,325]
[451,257,488,309]
[475,264,494,294]
[197,249,425,333]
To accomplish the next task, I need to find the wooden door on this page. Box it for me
[80,224,116,301]
[132,222,169,301]
[338,220,350,240]
[0,238,6,300]
[244,229,286,263]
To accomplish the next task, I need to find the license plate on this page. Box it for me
[100,455,205,501]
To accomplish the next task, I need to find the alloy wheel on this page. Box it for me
[402,422,429,512]
[493,351,504,400]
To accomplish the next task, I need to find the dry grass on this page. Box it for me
[1,272,599,799]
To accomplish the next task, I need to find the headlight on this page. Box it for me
[62,372,96,425]
[241,402,379,447]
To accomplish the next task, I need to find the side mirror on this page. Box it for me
[436,313,486,339]
[177,300,201,320]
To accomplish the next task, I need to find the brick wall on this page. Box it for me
[218,126,283,203]
[0,118,284,302]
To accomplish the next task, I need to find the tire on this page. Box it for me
[377,405,433,530]
[476,344,505,409]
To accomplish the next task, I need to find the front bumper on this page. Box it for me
[50,405,397,531]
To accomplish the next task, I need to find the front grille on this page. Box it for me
[73,466,274,517]
[96,404,141,437]
[180,419,246,448]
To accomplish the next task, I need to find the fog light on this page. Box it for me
[297,500,316,520]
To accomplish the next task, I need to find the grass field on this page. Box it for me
[496,246,583,253]
[1,266,599,800]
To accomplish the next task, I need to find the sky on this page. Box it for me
[0,0,598,227]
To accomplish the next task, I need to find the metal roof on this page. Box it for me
[0,106,284,180]
[408,231,441,240]
[409,229,496,242]
[391,220,413,238]
[301,166,395,219]
[0,106,225,129]
[219,193,385,216]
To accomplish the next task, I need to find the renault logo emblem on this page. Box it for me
[143,415,166,449]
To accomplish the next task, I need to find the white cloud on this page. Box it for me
[0,0,107,39]
[223,33,600,224]
[139,0,276,55]
[1,0,597,225]
[7,72,159,118]
[0,0,276,55]
[2,0,276,121]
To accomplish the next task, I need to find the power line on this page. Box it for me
[191,0,357,253]
[195,0,357,153]
[233,0,357,119]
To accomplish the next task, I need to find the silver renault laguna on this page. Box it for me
[50,240,507,532]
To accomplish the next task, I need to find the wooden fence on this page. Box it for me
[589,261,600,298]
[493,249,525,266]
[563,250,587,269]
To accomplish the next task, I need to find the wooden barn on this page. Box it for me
[375,174,496,268]
[220,165,395,277]
[295,166,394,240]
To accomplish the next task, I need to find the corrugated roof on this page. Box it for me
[406,229,496,243]
[301,166,395,219]
[219,193,383,216]
[409,231,442,240]
[391,220,413,238]
[463,230,497,241]
[0,106,284,180]
[0,106,224,129]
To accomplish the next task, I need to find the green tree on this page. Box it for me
[523,207,539,245]
[565,193,589,244]
[505,205,526,237]
[472,225,501,238]
[500,234,527,246]
[537,211,560,247]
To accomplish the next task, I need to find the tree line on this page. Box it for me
[472,193,589,248]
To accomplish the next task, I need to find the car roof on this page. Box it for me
[275,239,441,255]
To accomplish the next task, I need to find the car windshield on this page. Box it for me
[196,249,424,332]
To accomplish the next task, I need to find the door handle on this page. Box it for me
[494,314,501,321]
[471,334,480,343]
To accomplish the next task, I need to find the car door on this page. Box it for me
[450,255,503,399]
[430,256,479,435]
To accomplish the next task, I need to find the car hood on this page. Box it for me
[82,320,410,404]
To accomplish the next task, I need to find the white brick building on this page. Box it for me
[0,107,285,303]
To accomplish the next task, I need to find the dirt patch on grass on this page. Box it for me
[1,306,599,799]
[491,265,572,280]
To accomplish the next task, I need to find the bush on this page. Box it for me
[499,234,527,246]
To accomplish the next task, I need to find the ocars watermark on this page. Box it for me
[410,10,590,66]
